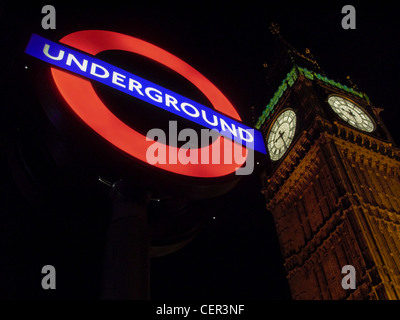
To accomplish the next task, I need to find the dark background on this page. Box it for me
[1,2,399,300]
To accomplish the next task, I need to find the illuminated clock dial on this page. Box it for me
[327,95,375,132]
[267,109,296,161]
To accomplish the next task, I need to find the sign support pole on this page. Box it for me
[101,179,151,299]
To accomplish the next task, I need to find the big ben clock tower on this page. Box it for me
[258,25,400,300]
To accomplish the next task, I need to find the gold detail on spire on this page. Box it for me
[270,22,280,35]
[268,24,322,73]
[346,75,359,91]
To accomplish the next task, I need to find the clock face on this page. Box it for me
[267,109,296,161]
[327,95,375,132]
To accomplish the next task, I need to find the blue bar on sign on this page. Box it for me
[25,33,267,154]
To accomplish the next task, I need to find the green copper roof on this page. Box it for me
[255,66,370,129]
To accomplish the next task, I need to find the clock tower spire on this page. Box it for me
[266,22,323,75]
[258,28,400,299]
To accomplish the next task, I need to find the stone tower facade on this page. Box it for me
[257,34,400,299]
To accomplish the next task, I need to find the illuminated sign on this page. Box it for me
[25,30,266,177]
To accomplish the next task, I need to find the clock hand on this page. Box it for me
[345,109,356,119]
[274,130,289,150]
[280,135,288,150]
[274,130,284,143]
[275,131,288,149]
[341,108,357,123]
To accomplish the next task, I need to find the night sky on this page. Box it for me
[1,2,399,301]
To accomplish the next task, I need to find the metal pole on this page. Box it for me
[101,179,151,299]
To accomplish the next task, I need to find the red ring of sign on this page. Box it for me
[51,30,247,178]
